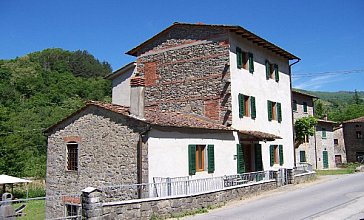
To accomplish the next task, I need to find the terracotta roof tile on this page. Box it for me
[344,116,364,123]
[238,130,281,141]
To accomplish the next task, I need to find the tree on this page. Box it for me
[314,100,325,119]
[353,89,362,104]
[294,116,317,148]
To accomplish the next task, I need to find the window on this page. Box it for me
[270,145,283,166]
[238,94,256,119]
[322,128,327,139]
[334,139,339,145]
[67,143,78,171]
[357,131,362,139]
[355,124,362,128]
[303,102,308,113]
[66,204,79,219]
[300,151,306,163]
[293,100,297,112]
[267,100,282,123]
[265,60,279,82]
[236,47,254,73]
[188,144,214,175]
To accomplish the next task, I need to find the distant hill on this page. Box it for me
[294,89,364,122]
[0,48,112,178]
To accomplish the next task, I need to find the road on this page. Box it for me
[184,172,364,220]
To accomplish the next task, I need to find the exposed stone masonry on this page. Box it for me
[45,106,148,219]
[136,25,232,125]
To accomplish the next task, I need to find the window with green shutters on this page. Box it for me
[293,100,297,112]
[279,145,284,165]
[188,145,196,175]
[303,102,308,113]
[236,47,242,69]
[274,64,279,82]
[207,145,215,173]
[248,53,254,73]
[254,144,263,171]
[277,102,282,123]
[237,144,245,173]
[270,145,283,166]
[250,96,256,119]
[322,128,327,139]
[300,151,306,162]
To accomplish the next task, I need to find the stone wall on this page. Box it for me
[136,25,232,125]
[82,180,277,220]
[343,122,364,162]
[333,126,347,164]
[315,122,335,169]
[45,106,148,219]
[293,172,316,184]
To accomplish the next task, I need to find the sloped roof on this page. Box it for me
[344,116,364,123]
[292,89,318,99]
[104,62,135,80]
[126,22,299,60]
[0,175,32,184]
[45,102,280,140]
[317,119,338,125]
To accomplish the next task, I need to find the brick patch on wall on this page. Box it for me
[63,136,81,143]
[204,100,220,121]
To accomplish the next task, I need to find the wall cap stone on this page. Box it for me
[82,187,102,194]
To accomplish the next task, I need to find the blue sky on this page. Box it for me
[1,0,363,92]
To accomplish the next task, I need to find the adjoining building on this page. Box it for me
[342,116,364,162]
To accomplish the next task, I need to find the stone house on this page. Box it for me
[333,124,347,165]
[342,116,364,162]
[45,22,299,218]
[292,90,337,169]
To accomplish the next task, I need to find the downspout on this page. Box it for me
[313,99,318,169]
[289,58,301,167]
[137,125,151,199]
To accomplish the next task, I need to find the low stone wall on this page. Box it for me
[82,180,277,219]
[293,171,316,184]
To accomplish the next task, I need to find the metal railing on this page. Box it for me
[101,170,274,202]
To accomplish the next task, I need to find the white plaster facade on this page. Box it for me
[148,128,239,182]
[108,62,136,107]
[229,33,295,169]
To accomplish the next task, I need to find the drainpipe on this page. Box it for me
[289,58,301,168]
[137,125,151,199]
[313,100,318,169]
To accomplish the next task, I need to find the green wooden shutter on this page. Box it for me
[248,53,254,73]
[279,145,284,166]
[267,100,272,121]
[237,144,245,173]
[236,47,242,69]
[265,60,270,80]
[250,96,256,119]
[322,128,327,139]
[207,145,215,173]
[300,151,306,163]
[254,144,263,171]
[323,151,329,169]
[188,145,196,175]
[277,102,282,123]
[270,145,274,166]
[274,64,279,82]
[238,94,245,118]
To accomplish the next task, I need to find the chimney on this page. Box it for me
[323,114,328,121]
[129,75,145,119]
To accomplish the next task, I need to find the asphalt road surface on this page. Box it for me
[185,172,364,220]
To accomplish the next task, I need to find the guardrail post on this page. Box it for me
[81,187,102,219]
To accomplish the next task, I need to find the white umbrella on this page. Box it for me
[0,175,32,199]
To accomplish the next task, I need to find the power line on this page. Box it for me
[292,69,364,78]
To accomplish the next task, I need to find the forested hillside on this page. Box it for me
[297,89,364,122]
[0,48,112,178]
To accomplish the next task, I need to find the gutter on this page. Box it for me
[289,58,301,167]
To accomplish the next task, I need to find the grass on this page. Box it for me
[12,199,45,219]
[315,163,361,175]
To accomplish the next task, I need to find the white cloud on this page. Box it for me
[293,74,347,90]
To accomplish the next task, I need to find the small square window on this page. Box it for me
[66,204,79,219]
[357,131,362,139]
[334,139,339,145]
